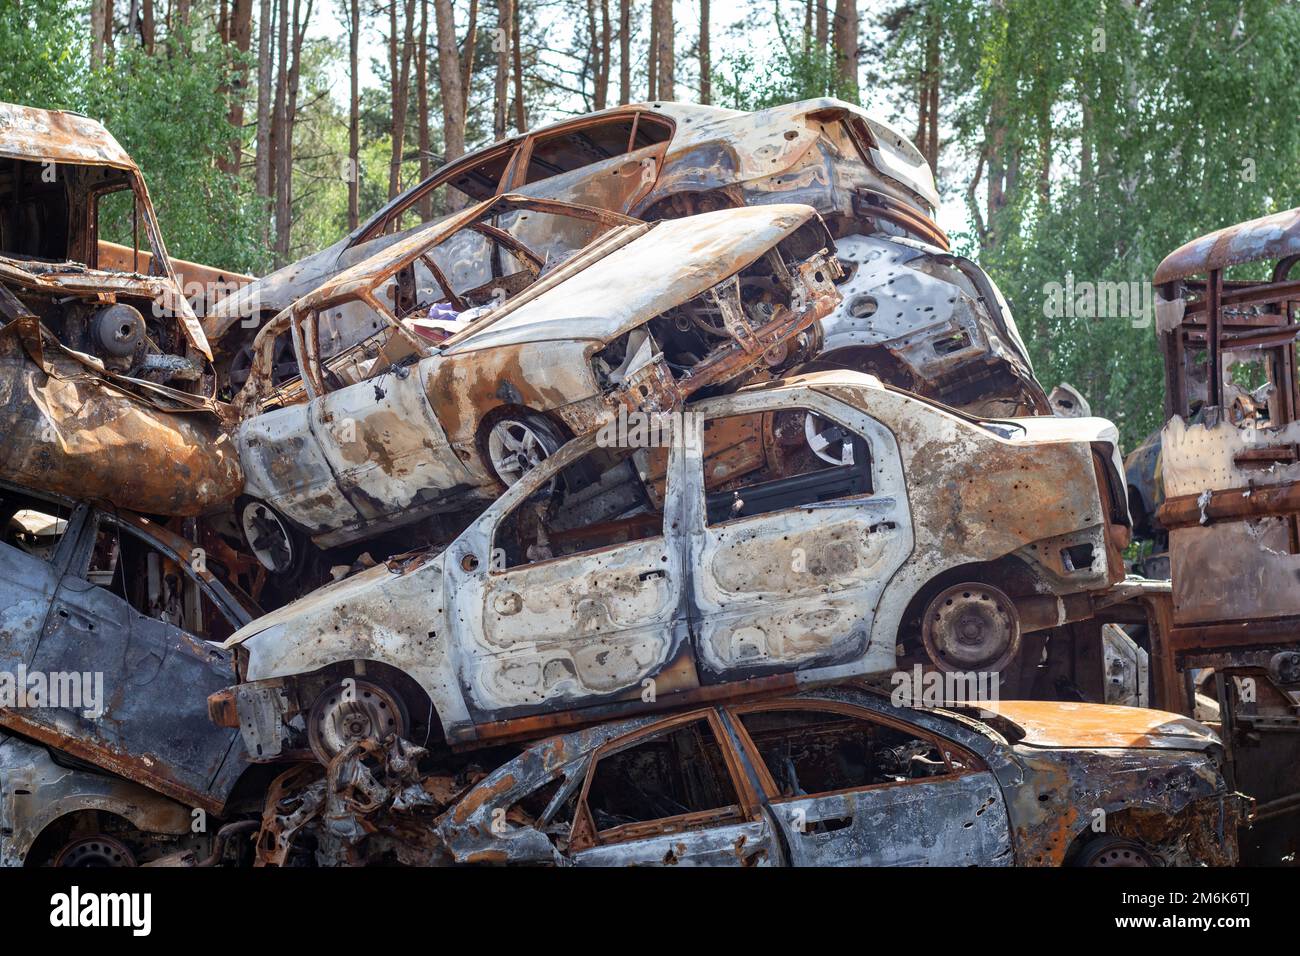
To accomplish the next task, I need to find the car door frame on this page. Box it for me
[564,707,779,866]
[504,109,674,211]
[675,387,915,684]
[443,430,697,727]
[723,697,1014,867]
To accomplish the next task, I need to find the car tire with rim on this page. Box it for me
[238,496,309,575]
[306,678,410,765]
[481,412,565,488]
[1074,837,1158,867]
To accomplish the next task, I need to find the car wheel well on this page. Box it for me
[25,809,143,867]
[897,556,1042,657]
[474,406,570,487]
[1063,811,1163,867]
[298,659,444,751]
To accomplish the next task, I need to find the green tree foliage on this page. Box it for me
[0,0,85,108]
[712,6,857,110]
[900,0,1300,446]
[86,35,271,273]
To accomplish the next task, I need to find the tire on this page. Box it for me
[238,496,310,576]
[1073,836,1158,867]
[306,678,410,765]
[480,412,566,488]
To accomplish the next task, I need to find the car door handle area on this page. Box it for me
[806,814,854,834]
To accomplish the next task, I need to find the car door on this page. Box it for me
[446,433,695,723]
[16,508,249,815]
[305,338,476,543]
[727,701,1013,866]
[505,113,673,253]
[565,710,779,866]
[680,391,913,683]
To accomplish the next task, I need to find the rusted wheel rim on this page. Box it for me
[921,583,1021,673]
[1078,839,1156,867]
[240,500,296,574]
[54,835,136,868]
[307,679,406,764]
[487,419,555,485]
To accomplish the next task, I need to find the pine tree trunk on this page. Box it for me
[347,0,361,229]
[646,4,657,100]
[388,0,417,202]
[140,0,155,51]
[698,0,709,104]
[652,0,673,99]
[617,0,629,105]
[511,0,526,130]
[433,0,467,177]
[831,0,858,93]
[417,0,432,219]
[91,0,108,68]
[224,0,254,175]
[493,0,512,139]
[255,0,274,216]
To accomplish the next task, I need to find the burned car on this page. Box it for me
[431,686,1241,867]
[0,731,257,867]
[246,685,1242,867]
[210,100,1045,415]
[0,102,241,517]
[0,478,259,842]
[211,370,1130,764]
[232,195,840,572]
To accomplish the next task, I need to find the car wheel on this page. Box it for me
[53,834,136,867]
[483,413,565,487]
[921,582,1022,673]
[306,678,410,765]
[1074,837,1158,867]
[239,497,307,575]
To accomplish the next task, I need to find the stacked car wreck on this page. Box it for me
[0,99,1252,868]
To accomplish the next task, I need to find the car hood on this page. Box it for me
[979,701,1219,751]
[441,203,819,353]
[222,550,441,649]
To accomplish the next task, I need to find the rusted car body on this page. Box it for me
[208,100,1045,415]
[0,102,241,517]
[0,731,199,866]
[232,195,840,570]
[0,478,257,819]
[253,686,1241,867]
[1152,206,1300,861]
[211,371,1130,764]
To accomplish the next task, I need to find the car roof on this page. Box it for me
[0,101,139,171]
[1155,206,1300,283]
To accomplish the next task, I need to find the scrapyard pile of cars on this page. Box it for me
[0,98,1256,868]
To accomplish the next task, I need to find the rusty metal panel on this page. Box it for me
[0,103,138,171]
[1155,206,1300,284]
[0,335,242,518]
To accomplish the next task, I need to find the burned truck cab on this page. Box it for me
[1153,207,1300,862]
[0,103,241,518]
